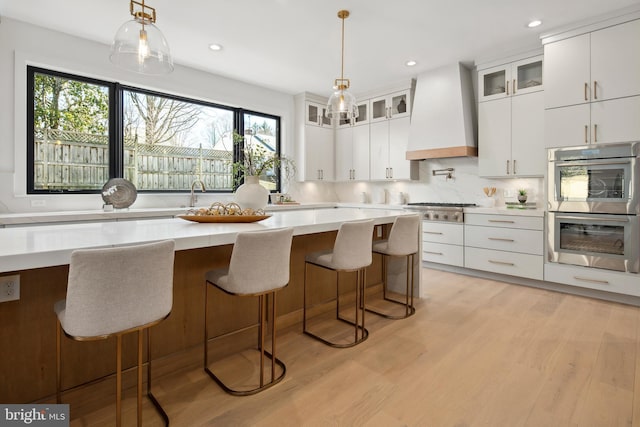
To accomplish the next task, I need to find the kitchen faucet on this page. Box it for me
[190,179,206,207]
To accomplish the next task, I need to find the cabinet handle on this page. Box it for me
[424,231,444,235]
[424,251,444,255]
[594,124,598,143]
[584,82,588,101]
[488,219,515,223]
[593,81,598,100]
[488,237,515,242]
[389,168,393,179]
[513,79,516,94]
[506,80,509,96]
[513,159,517,175]
[584,125,588,144]
[489,260,515,266]
[573,276,609,285]
[506,160,510,175]
[318,115,322,126]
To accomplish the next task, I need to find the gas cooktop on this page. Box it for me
[404,202,476,222]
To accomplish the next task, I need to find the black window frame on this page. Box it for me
[26,66,283,194]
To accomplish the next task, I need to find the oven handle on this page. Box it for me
[554,215,630,223]
[554,159,631,167]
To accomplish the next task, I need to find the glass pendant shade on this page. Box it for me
[326,86,359,120]
[110,18,174,74]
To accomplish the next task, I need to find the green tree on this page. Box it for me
[33,73,109,134]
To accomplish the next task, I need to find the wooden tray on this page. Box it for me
[177,214,271,223]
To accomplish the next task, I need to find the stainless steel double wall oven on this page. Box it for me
[547,142,640,273]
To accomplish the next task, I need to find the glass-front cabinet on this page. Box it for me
[370,89,411,123]
[305,101,332,127]
[337,100,370,127]
[478,56,543,101]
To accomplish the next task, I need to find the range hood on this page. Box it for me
[406,63,477,160]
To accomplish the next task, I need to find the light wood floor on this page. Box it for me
[66,268,640,426]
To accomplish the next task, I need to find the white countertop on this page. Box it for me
[0,207,411,273]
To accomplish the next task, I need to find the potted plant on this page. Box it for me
[517,189,528,204]
[231,130,296,210]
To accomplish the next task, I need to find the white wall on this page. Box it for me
[326,158,544,208]
[0,17,295,213]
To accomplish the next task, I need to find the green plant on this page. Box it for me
[518,188,527,196]
[231,130,296,184]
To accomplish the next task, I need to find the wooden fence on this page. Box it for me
[34,129,234,191]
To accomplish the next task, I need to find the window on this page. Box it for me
[28,69,114,192]
[27,67,282,194]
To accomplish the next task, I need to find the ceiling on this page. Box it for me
[1,0,640,96]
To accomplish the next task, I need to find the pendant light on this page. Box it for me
[326,10,358,121]
[110,0,174,74]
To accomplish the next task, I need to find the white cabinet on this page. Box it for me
[304,125,334,181]
[370,89,411,123]
[545,19,640,109]
[478,55,545,178]
[464,213,544,280]
[478,56,543,102]
[544,19,640,147]
[295,93,335,181]
[335,124,370,181]
[545,97,640,147]
[336,100,370,128]
[305,101,333,127]
[370,116,415,180]
[479,91,545,177]
[422,221,464,267]
[545,262,640,297]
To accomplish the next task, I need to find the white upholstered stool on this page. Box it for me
[367,214,420,319]
[204,228,293,396]
[303,219,375,348]
[55,240,175,427]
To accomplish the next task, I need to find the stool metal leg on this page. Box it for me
[365,252,416,319]
[304,262,369,348]
[146,328,169,426]
[204,282,286,396]
[116,335,122,427]
[56,321,62,405]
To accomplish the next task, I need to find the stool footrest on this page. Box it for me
[365,296,416,319]
[204,349,286,396]
[304,317,369,348]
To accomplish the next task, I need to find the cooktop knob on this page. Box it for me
[442,214,448,220]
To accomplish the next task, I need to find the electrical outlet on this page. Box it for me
[503,189,516,198]
[0,275,20,303]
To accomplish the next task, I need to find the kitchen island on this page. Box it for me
[0,207,418,404]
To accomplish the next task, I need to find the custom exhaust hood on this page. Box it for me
[406,63,477,160]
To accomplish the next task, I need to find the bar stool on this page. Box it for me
[366,214,420,319]
[55,240,175,427]
[303,219,375,348]
[204,227,293,396]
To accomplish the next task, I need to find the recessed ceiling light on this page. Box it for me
[208,43,223,51]
[527,20,542,28]
[406,60,417,67]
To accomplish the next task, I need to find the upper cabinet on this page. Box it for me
[336,100,370,128]
[370,89,411,123]
[295,94,335,181]
[545,19,640,109]
[478,56,543,102]
[543,18,640,147]
[477,54,545,178]
[305,101,333,127]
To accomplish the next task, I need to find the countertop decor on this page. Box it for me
[101,178,137,209]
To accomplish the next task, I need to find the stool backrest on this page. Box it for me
[64,240,175,337]
[227,228,294,294]
[386,214,420,255]
[331,219,375,270]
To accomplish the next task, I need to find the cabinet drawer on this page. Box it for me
[465,247,543,280]
[464,213,544,230]
[422,222,464,245]
[423,243,464,267]
[544,263,640,297]
[465,225,543,255]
